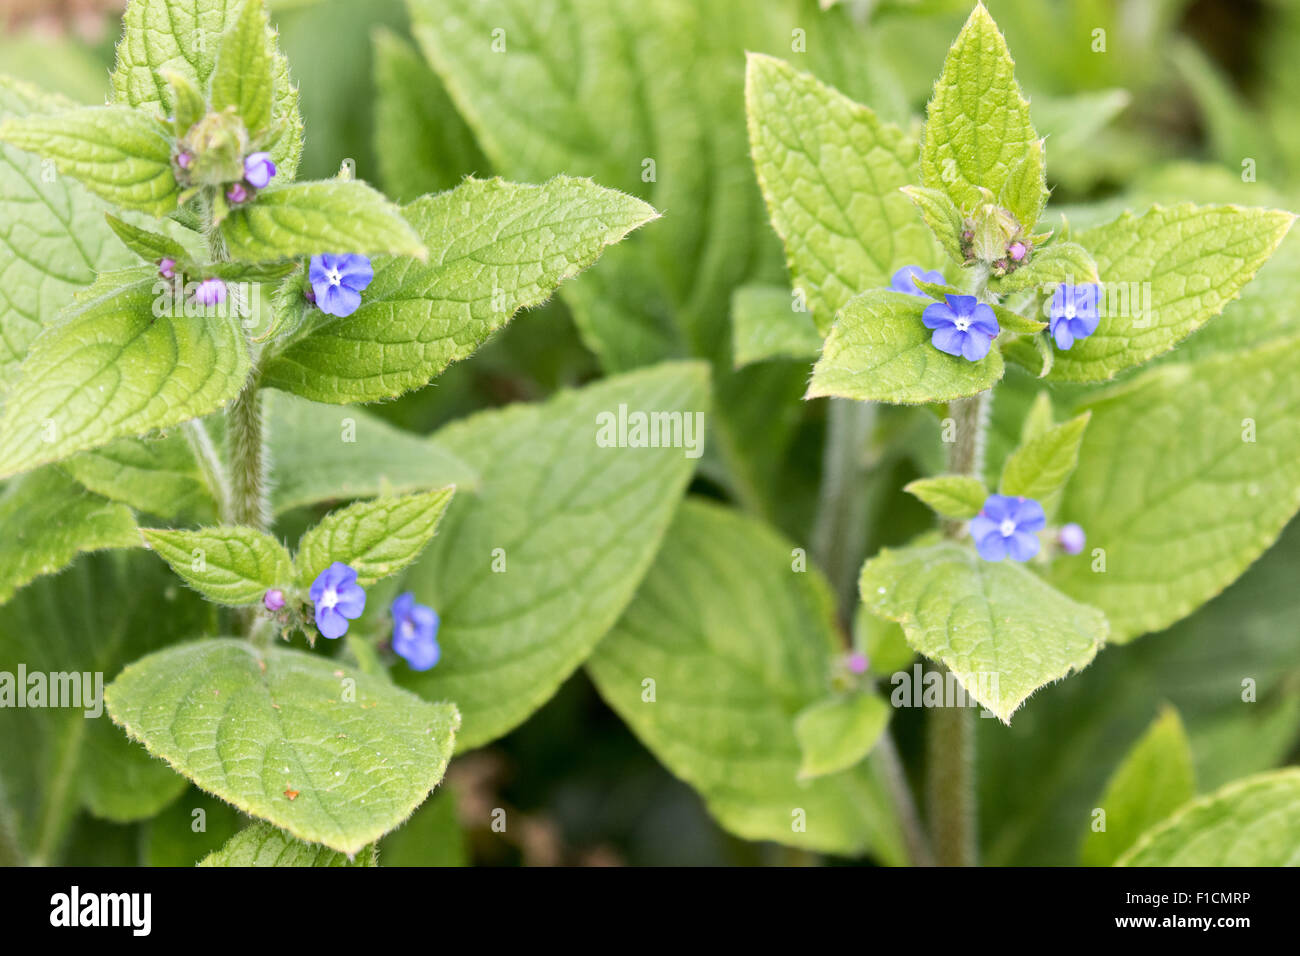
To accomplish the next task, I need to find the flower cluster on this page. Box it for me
[226,151,276,206]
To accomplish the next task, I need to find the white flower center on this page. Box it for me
[400,620,415,639]
[999,518,1017,537]
[326,268,342,287]
[954,316,971,332]
[319,587,339,610]
[1064,303,1077,319]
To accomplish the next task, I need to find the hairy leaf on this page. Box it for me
[200,822,376,867]
[807,290,1004,404]
[143,526,293,606]
[862,540,1106,722]
[105,638,460,855]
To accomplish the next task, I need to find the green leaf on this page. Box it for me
[730,284,821,367]
[980,517,1300,865]
[378,790,467,867]
[219,180,426,263]
[143,526,293,606]
[1050,338,1300,642]
[209,0,274,138]
[900,185,965,264]
[588,499,906,861]
[0,279,251,479]
[161,68,206,139]
[262,176,656,403]
[921,4,1042,227]
[267,394,478,514]
[746,53,936,334]
[200,822,376,867]
[1049,204,1295,382]
[398,362,709,750]
[371,27,490,203]
[807,290,1004,404]
[990,241,1098,294]
[0,554,210,863]
[862,540,1106,722]
[295,488,455,589]
[0,468,138,605]
[112,0,303,179]
[903,475,989,520]
[1079,705,1195,867]
[105,213,189,265]
[0,79,135,391]
[794,693,891,781]
[999,412,1090,515]
[63,431,218,523]
[105,638,460,856]
[141,787,244,866]
[0,106,178,216]
[1117,769,1300,866]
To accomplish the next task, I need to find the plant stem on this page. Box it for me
[811,397,934,866]
[811,398,876,613]
[225,371,268,532]
[183,419,231,522]
[925,265,993,864]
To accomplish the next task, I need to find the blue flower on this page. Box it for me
[969,494,1045,562]
[391,592,440,671]
[1049,283,1100,350]
[922,294,999,361]
[890,265,946,297]
[309,253,374,318]
[309,562,366,639]
[243,151,276,189]
[1058,522,1086,556]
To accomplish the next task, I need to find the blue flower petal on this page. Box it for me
[975,531,1008,561]
[922,301,957,329]
[1006,530,1041,562]
[960,330,992,361]
[316,606,349,639]
[931,325,966,356]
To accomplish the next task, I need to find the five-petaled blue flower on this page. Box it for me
[309,562,366,639]
[1049,283,1100,350]
[970,494,1045,562]
[922,294,999,361]
[391,592,441,671]
[309,253,374,318]
[889,265,946,297]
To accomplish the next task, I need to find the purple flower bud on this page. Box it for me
[303,285,317,304]
[309,563,366,639]
[970,494,1046,562]
[846,652,869,675]
[243,151,276,189]
[1007,241,1027,261]
[158,257,177,280]
[1058,523,1086,556]
[263,588,285,611]
[391,592,441,670]
[193,277,226,306]
[226,182,248,204]
[175,151,193,170]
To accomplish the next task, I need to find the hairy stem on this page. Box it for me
[183,419,231,522]
[225,372,268,532]
[925,265,993,864]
